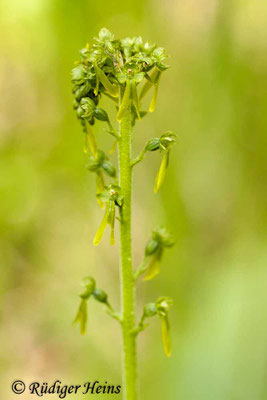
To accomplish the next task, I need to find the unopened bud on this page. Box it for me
[146,138,160,152]
[143,303,157,318]
[93,288,108,303]
[94,107,109,122]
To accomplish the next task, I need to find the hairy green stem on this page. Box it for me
[118,102,137,400]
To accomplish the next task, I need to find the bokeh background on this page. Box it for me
[1,0,267,399]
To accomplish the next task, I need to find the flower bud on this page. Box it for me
[80,97,96,119]
[73,100,79,110]
[99,27,114,42]
[101,160,116,177]
[93,288,108,303]
[87,157,101,172]
[146,138,160,152]
[75,81,91,101]
[143,302,157,318]
[145,239,159,256]
[152,227,175,248]
[71,65,88,85]
[94,107,109,122]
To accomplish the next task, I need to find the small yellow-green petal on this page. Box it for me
[117,80,131,122]
[86,124,97,157]
[139,69,159,101]
[107,201,116,246]
[149,71,161,113]
[94,63,118,98]
[109,140,117,154]
[93,204,109,246]
[131,80,141,120]
[154,150,170,193]
[143,253,161,281]
[161,315,171,357]
[94,75,99,96]
[73,299,88,335]
[96,171,105,208]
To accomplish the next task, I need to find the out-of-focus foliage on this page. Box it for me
[0,0,267,399]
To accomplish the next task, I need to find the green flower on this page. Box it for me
[143,227,174,280]
[93,185,123,246]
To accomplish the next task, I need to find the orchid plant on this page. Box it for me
[71,28,176,400]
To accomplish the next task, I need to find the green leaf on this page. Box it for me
[154,150,169,193]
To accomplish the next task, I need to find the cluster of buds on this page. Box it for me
[71,27,169,135]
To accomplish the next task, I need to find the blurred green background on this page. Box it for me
[1,0,267,399]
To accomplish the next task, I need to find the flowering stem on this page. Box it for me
[118,97,137,400]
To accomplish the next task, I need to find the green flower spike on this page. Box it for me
[71,30,175,393]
